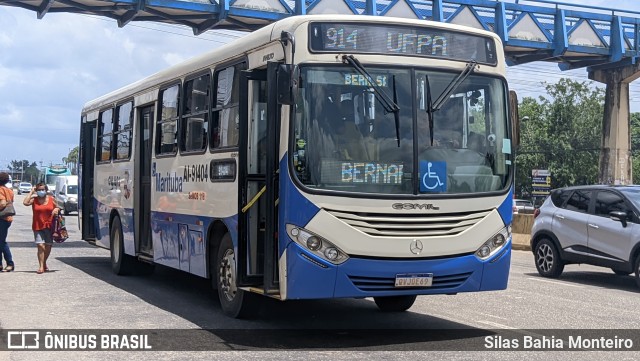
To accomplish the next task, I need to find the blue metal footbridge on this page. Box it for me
[2,0,639,183]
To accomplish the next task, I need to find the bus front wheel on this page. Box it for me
[215,234,259,318]
[373,295,417,312]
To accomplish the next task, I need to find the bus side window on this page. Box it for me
[181,73,210,153]
[115,101,133,160]
[212,63,244,149]
[157,84,180,155]
[97,108,114,162]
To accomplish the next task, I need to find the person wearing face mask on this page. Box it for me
[23,183,60,274]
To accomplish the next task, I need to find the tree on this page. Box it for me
[8,160,41,183]
[62,146,79,175]
[516,78,603,197]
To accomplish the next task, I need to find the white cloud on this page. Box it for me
[0,104,22,125]
[0,33,13,47]
[162,52,189,66]
[0,7,237,169]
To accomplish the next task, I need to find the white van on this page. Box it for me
[55,175,78,215]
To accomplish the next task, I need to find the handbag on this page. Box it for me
[0,202,15,218]
[51,214,69,243]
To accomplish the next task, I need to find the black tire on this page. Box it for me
[612,269,631,276]
[216,233,259,318]
[634,254,640,289]
[62,204,68,216]
[373,295,417,312]
[110,216,135,275]
[534,238,564,278]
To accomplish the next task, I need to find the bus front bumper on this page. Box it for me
[284,240,511,300]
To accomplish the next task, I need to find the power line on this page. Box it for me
[78,14,245,45]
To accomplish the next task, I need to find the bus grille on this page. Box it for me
[348,272,473,292]
[326,209,492,237]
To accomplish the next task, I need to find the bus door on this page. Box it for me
[237,62,281,293]
[135,105,154,256]
[79,119,96,241]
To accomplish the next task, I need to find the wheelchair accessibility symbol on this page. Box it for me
[420,161,447,192]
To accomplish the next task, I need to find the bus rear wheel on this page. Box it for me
[373,295,417,312]
[215,234,259,318]
[110,216,135,275]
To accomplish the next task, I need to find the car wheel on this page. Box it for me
[634,254,640,289]
[216,233,259,318]
[373,295,417,312]
[612,269,631,276]
[534,238,564,278]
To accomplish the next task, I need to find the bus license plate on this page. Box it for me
[395,273,433,288]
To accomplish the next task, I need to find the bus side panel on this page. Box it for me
[94,193,112,249]
[148,211,233,278]
[285,242,338,299]
[279,156,325,298]
[278,155,321,256]
[122,207,135,256]
[150,210,179,270]
[92,197,108,247]
[497,186,514,226]
[480,241,511,290]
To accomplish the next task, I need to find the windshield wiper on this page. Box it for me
[424,60,477,146]
[432,60,477,111]
[424,74,434,146]
[342,55,401,146]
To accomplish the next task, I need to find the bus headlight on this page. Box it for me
[286,224,349,265]
[307,236,321,251]
[475,226,510,260]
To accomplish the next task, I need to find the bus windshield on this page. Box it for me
[291,65,511,195]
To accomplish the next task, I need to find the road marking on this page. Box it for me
[476,320,515,329]
[526,277,584,288]
[478,313,509,321]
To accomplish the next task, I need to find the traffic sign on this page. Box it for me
[531,169,551,195]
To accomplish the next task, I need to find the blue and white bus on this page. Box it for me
[79,15,517,318]
[41,165,72,192]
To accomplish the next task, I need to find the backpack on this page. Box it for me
[51,214,69,243]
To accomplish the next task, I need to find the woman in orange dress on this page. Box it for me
[23,182,60,274]
[0,172,15,272]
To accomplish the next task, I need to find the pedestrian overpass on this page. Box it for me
[2,0,640,184]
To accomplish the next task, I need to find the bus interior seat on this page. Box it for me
[333,99,369,160]
[453,165,499,192]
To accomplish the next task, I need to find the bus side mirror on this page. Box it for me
[509,90,520,148]
[277,64,299,105]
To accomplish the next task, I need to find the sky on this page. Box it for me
[0,0,639,171]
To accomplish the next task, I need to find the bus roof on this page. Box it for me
[81,14,503,114]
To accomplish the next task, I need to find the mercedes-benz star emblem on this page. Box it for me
[410,240,423,255]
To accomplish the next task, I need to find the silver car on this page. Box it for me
[514,199,535,214]
[17,182,32,195]
[531,185,640,288]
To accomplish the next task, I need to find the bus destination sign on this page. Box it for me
[309,22,496,65]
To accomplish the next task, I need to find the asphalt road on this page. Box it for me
[1,204,640,360]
